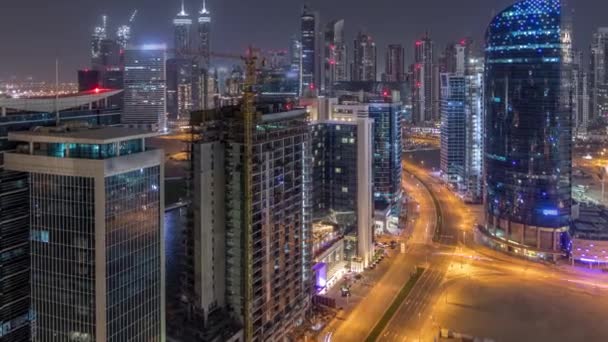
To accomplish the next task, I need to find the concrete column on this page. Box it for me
[1,107,6,117]
[536,227,541,249]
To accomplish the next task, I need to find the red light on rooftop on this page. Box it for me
[415,41,422,46]
[460,39,467,45]
[94,88,100,93]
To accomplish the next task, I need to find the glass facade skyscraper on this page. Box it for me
[440,74,467,186]
[484,0,572,258]
[301,5,319,96]
[124,45,167,131]
[331,95,403,222]
[5,127,164,341]
[0,92,122,342]
[311,119,374,266]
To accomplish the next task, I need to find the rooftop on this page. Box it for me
[9,126,159,145]
[0,88,123,112]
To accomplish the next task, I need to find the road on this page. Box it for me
[319,160,437,341]
[321,150,608,341]
[386,153,608,341]
[377,159,464,341]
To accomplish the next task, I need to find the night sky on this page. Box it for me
[0,0,605,82]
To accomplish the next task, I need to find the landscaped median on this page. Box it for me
[364,267,426,342]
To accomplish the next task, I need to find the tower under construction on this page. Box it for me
[176,55,312,341]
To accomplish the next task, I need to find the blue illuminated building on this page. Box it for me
[483,0,572,259]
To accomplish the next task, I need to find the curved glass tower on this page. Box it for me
[484,0,572,258]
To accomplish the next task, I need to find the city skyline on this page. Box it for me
[1,0,606,82]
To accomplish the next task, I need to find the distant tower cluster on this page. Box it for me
[166,0,215,125]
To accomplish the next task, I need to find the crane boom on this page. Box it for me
[129,9,137,23]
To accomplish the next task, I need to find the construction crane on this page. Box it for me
[117,10,137,49]
[184,48,258,341]
[241,48,257,342]
[129,9,138,23]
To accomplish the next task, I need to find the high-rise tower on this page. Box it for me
[590,27,608,119]
[411,34,435,123]
[174,0,193,57]
[323,19,347,94]
[124,44,168,131]
[384,44,405,82]
[197,0,211,68]
[5,127,165,341]
[352,31,377,82]
[483,0,572,259]
[301,5,319,96]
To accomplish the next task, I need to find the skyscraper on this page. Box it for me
[440,74,466,187]
[301,5,319,96]
[331,90,402,219]
[123,44,167,130]
[352,31,377,82]
[590,27,608,120]
[6,127,164,342]
[198,0,212,69]
[323,19,347,94]
[174,0,193,57]
[572,50,590,136]
[0,90,122,342]
[92,39,122,73]
[464,57,484,203]
[384,44,405,82]
[311,119,375,267]
[180,100,311,341]
[484,0,572,259]
[411,34,435,123]
[289,35,302,89]
[439,41,466,75]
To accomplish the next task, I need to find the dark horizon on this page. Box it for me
[0,0,605,82]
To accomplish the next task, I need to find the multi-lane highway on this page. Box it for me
[320,151,608,342]
[319,156,441,341]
